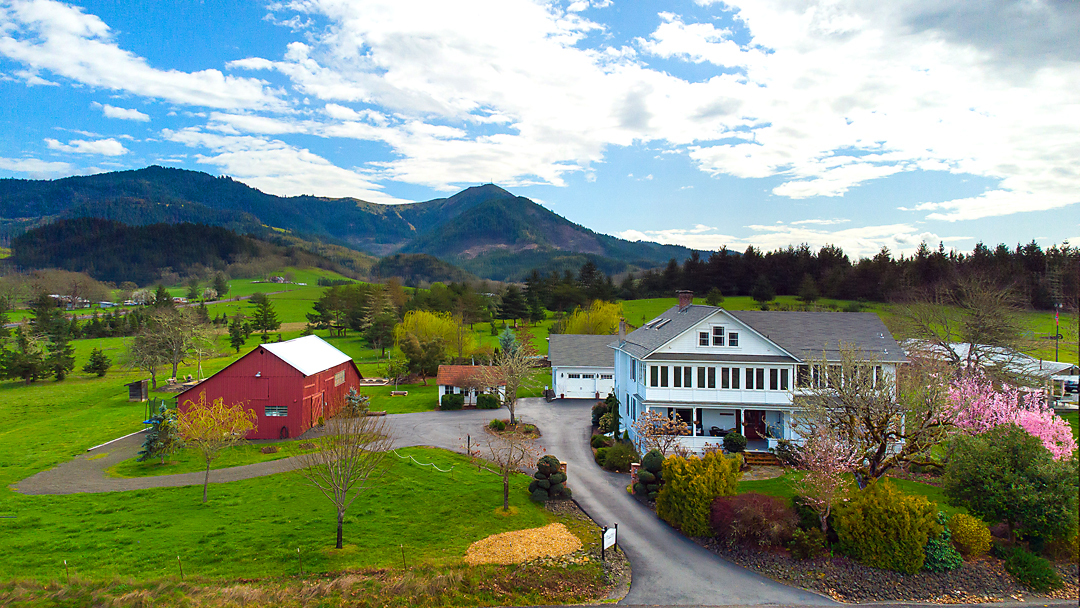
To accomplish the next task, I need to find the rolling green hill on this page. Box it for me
[0,167,690,279]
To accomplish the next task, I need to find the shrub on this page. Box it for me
[789,528,828,560]
[603,442,638,472]
[529,454,568,501]
[792,495,838,543]
[770,439,799,466]
[923,512,963,572]
[591,434,612,449]
[834,479,939,574]
[488,419,506,431]
[944,424,1079,542]
[476,394,500,409]
[440,393,464,410]
[723,432,747,453]
[635,449,665,499]
[260,445,279,454]
[711,492,798,548]
[591,401,611,427]
[598,412,615,434]
[1002,546,1063,592]
[657,452,742,537]
[594,447,609,466]
[948,513,992,558]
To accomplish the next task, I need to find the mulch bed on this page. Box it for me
[696,538,1079,603]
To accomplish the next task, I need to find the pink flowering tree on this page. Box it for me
[793,425,860,536]
[948,373,1077,460]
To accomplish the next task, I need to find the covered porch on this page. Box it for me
[636,404,795,453]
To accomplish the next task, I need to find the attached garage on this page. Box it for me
[548,334,616,399]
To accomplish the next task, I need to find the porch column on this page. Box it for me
[693,407,699,436]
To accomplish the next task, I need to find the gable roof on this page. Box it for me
[616,304,720,359]
[729,310,905,363]
[614,305,904,363]
[548,334,616,368]
[261,335,353,376]
[436,365,505,386]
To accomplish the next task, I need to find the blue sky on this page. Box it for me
[1,0,1077,258]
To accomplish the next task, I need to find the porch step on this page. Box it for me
[742,451,781,467]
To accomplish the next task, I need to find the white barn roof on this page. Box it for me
[262,335,352,376]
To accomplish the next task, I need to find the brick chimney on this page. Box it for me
[677,290,693,311]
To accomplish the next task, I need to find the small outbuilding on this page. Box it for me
[436,365,506,406]
[176,335,363,440]
[548,334,616,399]
[126,379,149,402]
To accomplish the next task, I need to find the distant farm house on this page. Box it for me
[176,335,364,440]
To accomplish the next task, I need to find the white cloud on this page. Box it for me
[93,102,149,121]
[161,127,410,204]
[619,220,971,259]
[0,155,72,176]
[45,137,127,155]
[0,0,284,109]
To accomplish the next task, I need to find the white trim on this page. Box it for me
[87,429,146,452]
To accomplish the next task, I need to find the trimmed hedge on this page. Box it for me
[948,513,992,558]
[440,393,464,410]
[476,394,500,409]
[657,451,742,537]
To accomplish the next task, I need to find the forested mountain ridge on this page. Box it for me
[0,167,691,279]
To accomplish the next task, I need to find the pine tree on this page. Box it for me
[212,272,230,297]
[82,347,112,377]
[153,284,174,308]
[138,403,183,464]
[197,301,211,324]
[228,314,249,352]
[45,334,76,381]
[497,285,529,325]
[252,298,280,338]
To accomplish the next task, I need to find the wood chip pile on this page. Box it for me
[464,523,583,565]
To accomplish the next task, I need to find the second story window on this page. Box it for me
[699,331,709,346]
[650,365,659,387]
[712,326,725,346]
[728,332,739,346]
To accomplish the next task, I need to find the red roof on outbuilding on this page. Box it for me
[436,365,505,386]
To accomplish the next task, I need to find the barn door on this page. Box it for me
[311,393,323,424]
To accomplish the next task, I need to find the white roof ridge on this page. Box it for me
[262,335,352,376]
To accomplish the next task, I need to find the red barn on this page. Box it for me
[176,335,363,440]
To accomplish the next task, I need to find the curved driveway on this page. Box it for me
[18,397,833,605]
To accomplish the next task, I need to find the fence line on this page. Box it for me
[391,449,455,473]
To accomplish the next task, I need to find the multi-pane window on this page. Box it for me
[697,367,706,388]
[601,374,613,379]
[582,374,595,378]
[699,331,709,346]
[707,367,716,388]
[334,370,345,386]
[567,373,581,378]
[728,332,739,347]
[265,405,288,417]
[712,326,725,346]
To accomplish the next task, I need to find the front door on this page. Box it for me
[743,410,766,440]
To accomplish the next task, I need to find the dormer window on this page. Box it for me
[712,326,725,346]
[698,331,709,346]
[728,332,739,347]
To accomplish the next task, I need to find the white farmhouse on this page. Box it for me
[612,291,905,453]
[548,334,616,399]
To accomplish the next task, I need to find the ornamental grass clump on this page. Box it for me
[657,451,742,537]
[834,479,939,574]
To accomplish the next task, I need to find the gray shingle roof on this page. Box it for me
[729,310,906,363]
[548,334,617,368]
[616,305,717,359]
[614,305,905,363]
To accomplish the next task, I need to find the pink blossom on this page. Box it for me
[947,373,1077,460]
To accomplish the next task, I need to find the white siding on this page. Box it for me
[552,366,614,399]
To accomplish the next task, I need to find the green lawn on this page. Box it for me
[106,439,318,478]
[738,469,967,518]
[1061,410,1078,440]
[0,447,554,582]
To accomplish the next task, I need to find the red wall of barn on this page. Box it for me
[176,346,363,440]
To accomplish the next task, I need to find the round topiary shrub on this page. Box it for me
[594,446,609,466]
[723,432,747,453]
[635,449,666,497]
[948,513,992,558]
[530,454,569,501]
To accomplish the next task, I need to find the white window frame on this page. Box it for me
[265,405,288,417]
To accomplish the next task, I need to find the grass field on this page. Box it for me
[106,439,318,478]
[1,447,555,581]
[738,469,968,519]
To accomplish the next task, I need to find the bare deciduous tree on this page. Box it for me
[298,393,395,549]
[468,430,543,512]
[794,346,955,488]
[176,392,257,503]
[478,341,541,424]
[631,409,691,457]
